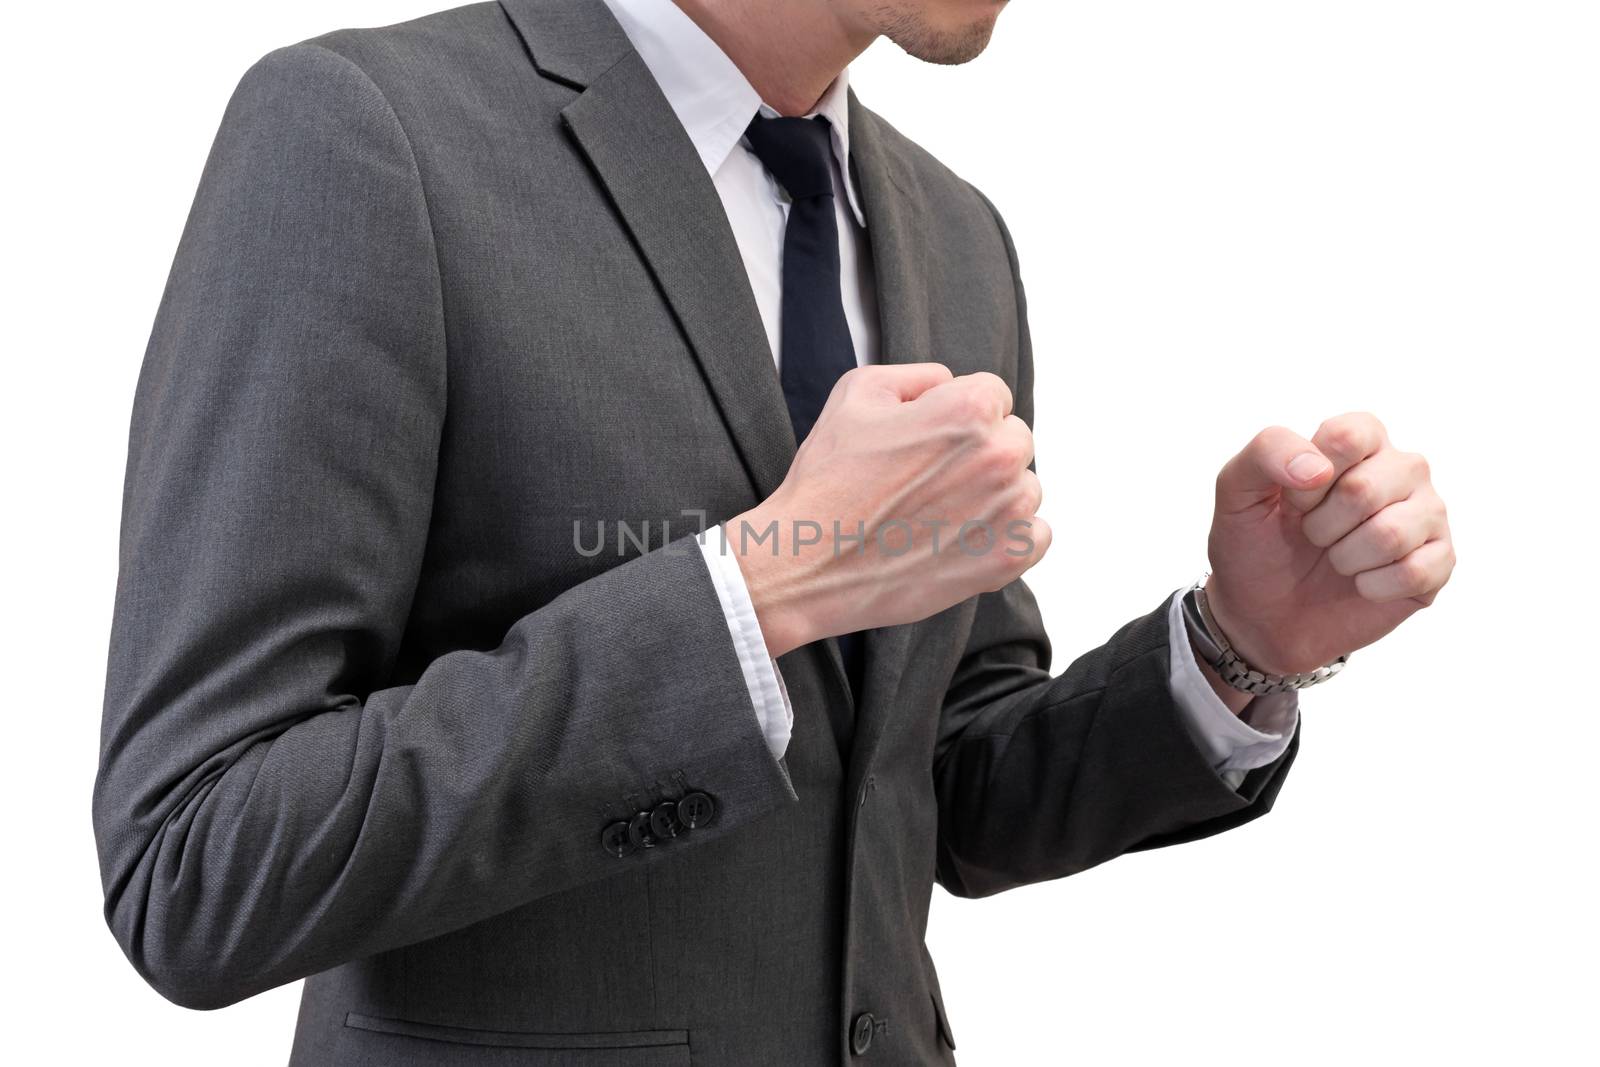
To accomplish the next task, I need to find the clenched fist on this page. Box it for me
[726,363,1050,658]
[1204,412,1455,681]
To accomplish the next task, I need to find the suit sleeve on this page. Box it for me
[93,43,794,1011]
[930,193,1298,899]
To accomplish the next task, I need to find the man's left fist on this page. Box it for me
[1204,412,1455,676]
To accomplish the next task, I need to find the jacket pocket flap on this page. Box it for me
[344,1012,689,1050]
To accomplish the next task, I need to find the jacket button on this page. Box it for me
[627,810,655,849]
[677,791,716,829]
[850,1012,875,1055]
[649,801,680,840]
[600,821,633,857]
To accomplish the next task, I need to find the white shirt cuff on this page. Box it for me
[1165,587,1298,786]
[696,526,794,759]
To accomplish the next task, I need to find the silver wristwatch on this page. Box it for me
[1180,575,1348,695]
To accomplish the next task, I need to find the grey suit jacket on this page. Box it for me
[93,1,1298,1063]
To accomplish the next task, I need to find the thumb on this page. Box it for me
[1215,425,1335,514]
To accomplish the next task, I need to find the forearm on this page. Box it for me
[932,586,1297,898]
[96,539,794,1010]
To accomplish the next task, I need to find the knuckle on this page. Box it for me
[969,370,1006,392]
[951,388,992,428]
[1004,479,1039,518]
[983,372,1014,411]
[1320,422,1363,457]
[1326,411,1386,454]
[1251,425,1292,452]
[1023,475,1043,514]
[977,455,1012,488]
[1397,555,1431,592]
[1372,515,1409,557]
[1351,410,1384,434]
[1338,472,1380,513]
[965,375,1010,416]
[1032,516,1054,555]
[987,436,1028,475]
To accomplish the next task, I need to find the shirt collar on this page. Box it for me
[600,0,867,227]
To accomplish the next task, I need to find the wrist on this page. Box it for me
[724,506,817,659]
[1192,637,1254,716]
[1190,573,1349,694]
[1201,574,1296,676]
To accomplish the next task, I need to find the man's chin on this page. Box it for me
[880,1,1007,66]
[896,22,998,64]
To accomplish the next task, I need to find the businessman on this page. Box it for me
[95,0,1455,1063]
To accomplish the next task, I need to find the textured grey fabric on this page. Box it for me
[94,2,1298,1063]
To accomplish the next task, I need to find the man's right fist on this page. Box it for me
[721,363,1051,659]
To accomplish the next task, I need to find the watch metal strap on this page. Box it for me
[1182,577,1348,695]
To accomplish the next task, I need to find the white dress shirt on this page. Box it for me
[601,0,1297,782]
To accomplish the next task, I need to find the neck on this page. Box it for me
[672,0,876,116]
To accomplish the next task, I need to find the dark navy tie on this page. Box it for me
[743,113,865,698]
[743,114,858,444]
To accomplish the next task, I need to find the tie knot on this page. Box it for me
[743,114,836,201]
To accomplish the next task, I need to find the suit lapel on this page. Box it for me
[846,95,927,779]
[503,0,797,503]
[561,57,800,503]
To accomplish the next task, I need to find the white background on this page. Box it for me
[4,1,1596,1063]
